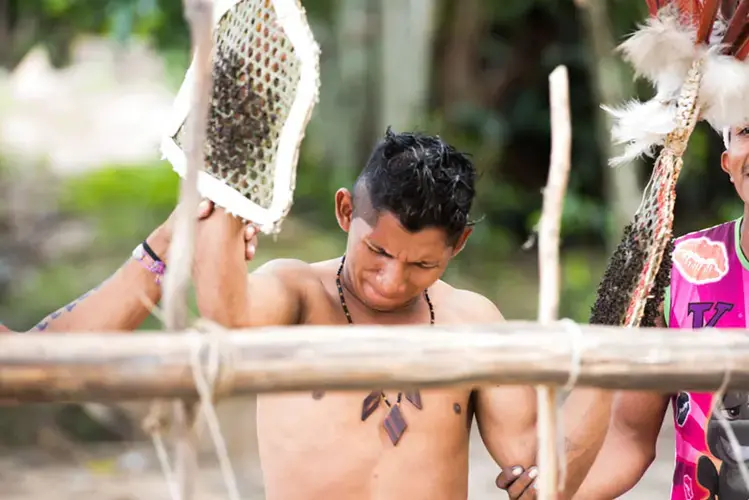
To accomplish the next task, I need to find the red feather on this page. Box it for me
[680,0,700,20]
[646,0,661,15]
[696,0,721,42]
[722,0,739,18]
[731,23,749,54]
[653,0,720,42]
[722,0,749,47]
[736,30,749,58]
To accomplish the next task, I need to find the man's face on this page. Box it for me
[722,125,749,204]
[344,211,458,312]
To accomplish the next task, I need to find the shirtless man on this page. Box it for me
[193,128,614,500]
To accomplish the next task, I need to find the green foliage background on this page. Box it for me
[0,0,743,327]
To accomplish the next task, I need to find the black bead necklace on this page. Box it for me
[335,254,434,445]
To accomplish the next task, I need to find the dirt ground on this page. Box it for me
[0,398,675,499]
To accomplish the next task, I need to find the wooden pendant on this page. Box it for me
[361,391,381,421]
[404,390,422,409]
[383,404,408,445]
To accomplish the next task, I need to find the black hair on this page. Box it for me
[353,127,476,244]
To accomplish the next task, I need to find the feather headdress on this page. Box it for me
[591,1,749,329]
[606,0,749,166]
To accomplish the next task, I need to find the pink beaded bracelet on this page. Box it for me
[132,242,166,284]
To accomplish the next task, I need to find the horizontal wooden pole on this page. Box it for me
[1,321,747,403]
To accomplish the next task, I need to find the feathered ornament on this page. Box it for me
[605,0,749,166]
[592,0,749,329]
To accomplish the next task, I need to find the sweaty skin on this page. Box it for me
[256,265,502,500]
[194,184,533,500]
[194,187,610,500]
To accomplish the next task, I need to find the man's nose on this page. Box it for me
[378,261,407,295]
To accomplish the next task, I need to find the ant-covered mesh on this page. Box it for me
[162,0,320,234]
[624,157,679,325]
[590,159,678,328]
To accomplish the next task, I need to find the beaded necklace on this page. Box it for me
[336,254,434,445]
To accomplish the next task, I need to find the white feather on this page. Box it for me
[618,6,697,91]
[602,97,678,167]
[699,52,749,132]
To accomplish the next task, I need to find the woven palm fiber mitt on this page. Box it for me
[161,0,321,235]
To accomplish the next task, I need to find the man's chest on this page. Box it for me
[256,388,474,499]
[256,388,474,446]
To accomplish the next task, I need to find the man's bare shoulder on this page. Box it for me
[253,258,314,277]
[252,258,337,283]
[433,281,506,323]
[248,259,318,300]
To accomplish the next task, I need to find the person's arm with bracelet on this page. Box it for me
[2,200,256,334]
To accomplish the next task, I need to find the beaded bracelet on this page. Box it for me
[132,241,166,284]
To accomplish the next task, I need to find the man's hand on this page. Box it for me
[497,465,537,499]
[193,200,259,261]
[196,199,259,261]
[161,199,259,261]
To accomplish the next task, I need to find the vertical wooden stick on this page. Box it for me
[536,65,572,500]
[161,1,214,499]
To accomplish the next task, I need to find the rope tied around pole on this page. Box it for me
[142,400,181,500]
[187,327,241,500]
[561,318,584,394]
[192,319,238,401]
[553,318,584,493]
[140,324,240,500]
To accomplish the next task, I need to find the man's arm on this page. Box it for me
[192,206,306,329]
[478,380,613,499]
[574,390,669,498]
[15,200,244,334]
[496,295,672,498]
[463,292,538,490]
[27,225,169,333]
[574,303,671,498]
[493,389,662,500]
[469,292,614,499]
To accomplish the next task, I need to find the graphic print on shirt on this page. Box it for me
[676,392,692,427]
[687,302,735,328]
[696,392,749,500]
[668,219,749,500]
[672,237,730,285]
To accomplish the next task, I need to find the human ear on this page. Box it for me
[335,188,354,232]
[721,151,731,179]
[451,227,473,257]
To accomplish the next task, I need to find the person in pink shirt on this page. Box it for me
[499,2,749,497]
[500,123,749,500]
[570,124,749,499]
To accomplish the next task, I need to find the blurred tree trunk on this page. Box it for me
[436,0,484,108]
[575,0,642,251]
[379,0,438,133]
[0,0,8,65]
[330,0,376,176]
[308,0,376,186]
